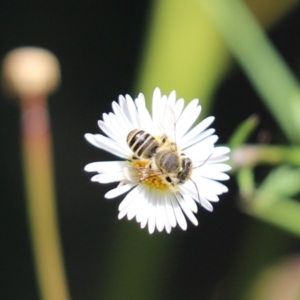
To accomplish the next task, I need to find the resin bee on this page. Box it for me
[126,106,194,187]
[126,129,160,160]
[153,106,193,186]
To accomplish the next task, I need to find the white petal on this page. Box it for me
[164,215,172,233]
[182,180,214,212]
[202,193,219,202]
[201,163,231,173]
[111,102,132,131]
[98,118,130,150]
[208,155,230,163]
[105,184,134,199]
[124,94,140,128]
[180,183,200,204]
[107,111,133,142]
[85,134,128,158]
[119,197,142,220]
[200,170,230,181]
[211,146,231,157]
[148,201,156,234]
[135,191,148,223]
[118,188,140,219]
[192,176,228,195]
[156,199,166,232]
[188,148,215,165]
[152,89,168,129]
[184,180,220,202]
[165,193,177,227]
[178,186,198,213]
[177,106,201,139]
[140,206,149,229]
[176,194,198,226]
[185,135,219,158]
[193,161,231,181]
[85,161,127,172]
[152,88,162,125]
[139,189,151,228]
[135,93,154,132]
[118,95,136,127]
[176,99,200,138]
[126,197,141,220]
[118,185,140,211]
[174,98,184,120]
[182,128,216,150]
[112,101,126,121]
[170,196,187,230]
[181,116,214,145]
[200,198,214,212]
[91,172,124,183]
[167,90,176,107]
[180,114,215,148]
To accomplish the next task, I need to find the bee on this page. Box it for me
[146,105,193,186]
[176,155,193,184]
[126,106,198,199]
[126,129,160,160]
[154,139,193,185]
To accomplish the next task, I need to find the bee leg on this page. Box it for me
[165,176,175,186]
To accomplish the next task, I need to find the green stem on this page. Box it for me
[232,145,300,169]
[228,115,259,149]
[250,198,300,237]
[200,0,300,143]
[237,167,255,200]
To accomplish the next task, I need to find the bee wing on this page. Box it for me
[125,160,160,183]
[159,104,177,144]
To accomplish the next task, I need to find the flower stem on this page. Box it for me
[200,0,300,143]
[21,95,70,300]
[232,145,300,169]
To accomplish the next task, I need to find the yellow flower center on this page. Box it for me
[130,159,170,191]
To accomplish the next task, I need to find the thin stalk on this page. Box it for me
[21,95,70,300]
[200,0,300,143]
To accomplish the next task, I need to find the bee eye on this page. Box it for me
[166,176,172,183]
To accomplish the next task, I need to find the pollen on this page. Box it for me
[130,159,170,191]
[142,175,170,190]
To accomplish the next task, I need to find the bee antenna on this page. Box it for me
[193,153,213,170]
[190,177,202,207]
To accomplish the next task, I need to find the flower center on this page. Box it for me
[130,159,170,191]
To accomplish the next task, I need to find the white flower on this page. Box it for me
[84,88,231,234]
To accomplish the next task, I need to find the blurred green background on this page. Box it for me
[1,0,300,299]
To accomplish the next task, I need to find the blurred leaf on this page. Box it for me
[237,167,255,200]
[253,198,300,237]
[240,166,300,237]
[246,166,300,213]
[200,0,300,143]
[228,114,259,148]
